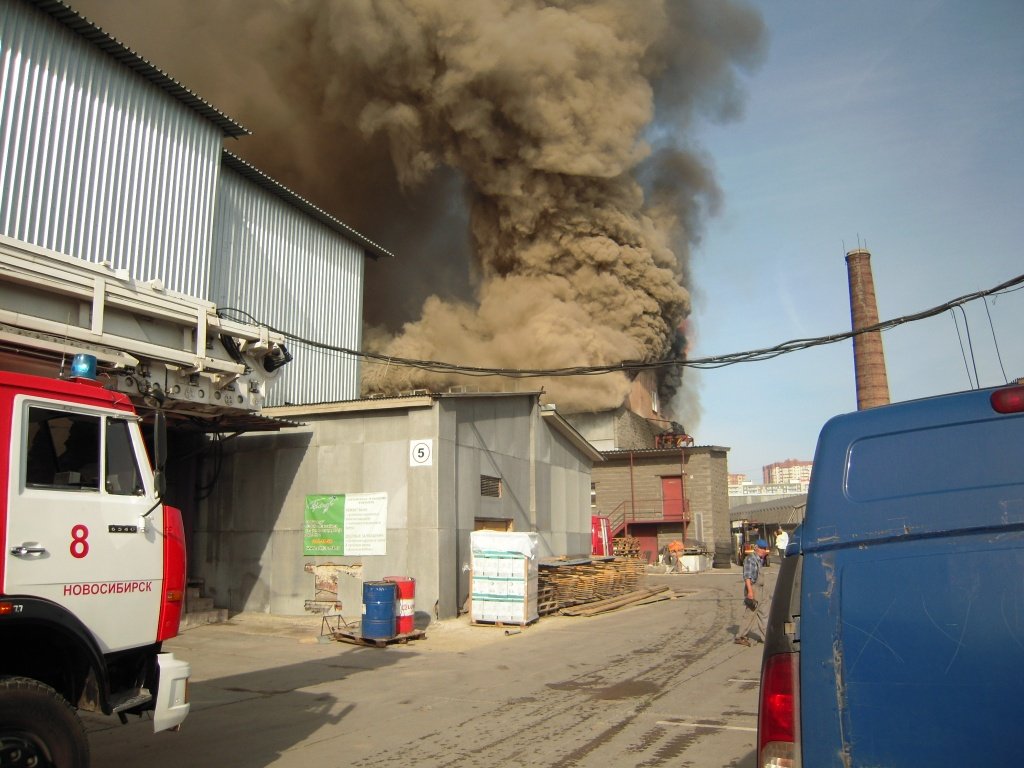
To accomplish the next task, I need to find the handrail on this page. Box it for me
[604,497,690,536]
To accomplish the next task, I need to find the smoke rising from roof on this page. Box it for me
[71,0,764,415]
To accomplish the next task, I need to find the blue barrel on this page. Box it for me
[362,581,397,640]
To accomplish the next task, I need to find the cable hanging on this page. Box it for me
[983,297,1009,384]
[220,271,1024,379]
[949,309,975,389]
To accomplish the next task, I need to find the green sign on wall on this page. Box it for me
[304,492,388,556]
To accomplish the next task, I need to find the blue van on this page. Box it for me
[758,382,1024,767]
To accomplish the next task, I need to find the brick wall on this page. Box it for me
[592,446,729,553]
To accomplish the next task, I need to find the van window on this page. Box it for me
[847,417,1023,501]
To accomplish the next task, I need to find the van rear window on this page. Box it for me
[847,417,1023,501]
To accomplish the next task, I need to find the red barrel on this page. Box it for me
[384,576,415,635]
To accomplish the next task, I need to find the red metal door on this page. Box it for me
[662,476,683,520]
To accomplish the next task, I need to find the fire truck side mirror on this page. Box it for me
[153,410,167,498]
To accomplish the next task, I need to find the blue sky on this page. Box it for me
[683,1,1024,479]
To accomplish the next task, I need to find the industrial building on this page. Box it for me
[0,0,603,620]
[203,394,599,618]
[567,373,732,568]
[586,444,730,567]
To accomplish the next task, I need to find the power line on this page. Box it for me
[220,270,1024,379]
[983,297,1009,384]
[949,309,975,389]
[952,305,980,389]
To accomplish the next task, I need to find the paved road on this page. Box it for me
[84,565,776,767]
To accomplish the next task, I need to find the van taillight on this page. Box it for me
[759,652,799,768]
[991,385,1024,414]
[157,504,187,642]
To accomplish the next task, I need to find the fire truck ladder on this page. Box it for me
[0,235,289,419]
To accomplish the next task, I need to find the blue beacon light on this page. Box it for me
[70,353,98,380]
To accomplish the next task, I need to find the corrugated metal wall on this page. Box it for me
[210,166,365,406]
[0,1,222,294]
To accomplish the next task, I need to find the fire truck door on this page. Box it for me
[5,399,162,652]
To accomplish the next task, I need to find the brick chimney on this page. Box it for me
[845,248,890,409]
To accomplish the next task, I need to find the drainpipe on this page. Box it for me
[679,447,687,541]
[450,405,463,617]
[454,450,461,615]
[628,450,636,537]
[529,401,537,528]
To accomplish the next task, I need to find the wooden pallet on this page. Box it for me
[470,617,538,630]
[538,584,560,616]
[612,536,643,558]
[329,628,426,648]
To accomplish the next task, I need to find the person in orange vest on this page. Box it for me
[668,540,685,572]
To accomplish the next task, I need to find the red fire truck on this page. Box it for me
[0,236,292,766]
[0,361,189,767]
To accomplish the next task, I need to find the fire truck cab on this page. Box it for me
[0,364,190,767]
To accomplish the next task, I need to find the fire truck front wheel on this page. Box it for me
[0,676,90,768]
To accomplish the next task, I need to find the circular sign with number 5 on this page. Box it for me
[409,439,433,467]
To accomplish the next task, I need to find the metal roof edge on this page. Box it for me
[221,151,396,260]
[27,0,249,137]
[264,395,434,417]
[600,444,730,457]
[434,390,544,400]
[264,390,547,417]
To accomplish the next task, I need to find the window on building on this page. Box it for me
[474,518,512,532]
[480,475,502,498]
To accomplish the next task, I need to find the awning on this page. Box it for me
[168,412,304,434]
[729,494,807,525]
[138,407,305,434]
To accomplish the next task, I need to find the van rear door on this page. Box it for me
[798,385,1024,766]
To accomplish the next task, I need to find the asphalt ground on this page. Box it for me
[83,562,778,768]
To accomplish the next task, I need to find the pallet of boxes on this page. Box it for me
[470,531,539,628]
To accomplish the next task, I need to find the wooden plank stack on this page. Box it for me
[558,585,676,617]
[537,557,647,616]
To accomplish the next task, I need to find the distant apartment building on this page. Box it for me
[729,463,810,509]
[763,459,813,485]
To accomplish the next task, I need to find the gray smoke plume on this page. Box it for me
[71,0,764,415]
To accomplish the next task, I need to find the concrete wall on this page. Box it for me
[195,394,594,620]
[566,407,660,452]
[683,448,730,559]
[448,396,534,614]
[445,397,593,612]
[535,414,593,558]
[564,411,617,451]
[194,402,441,617]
